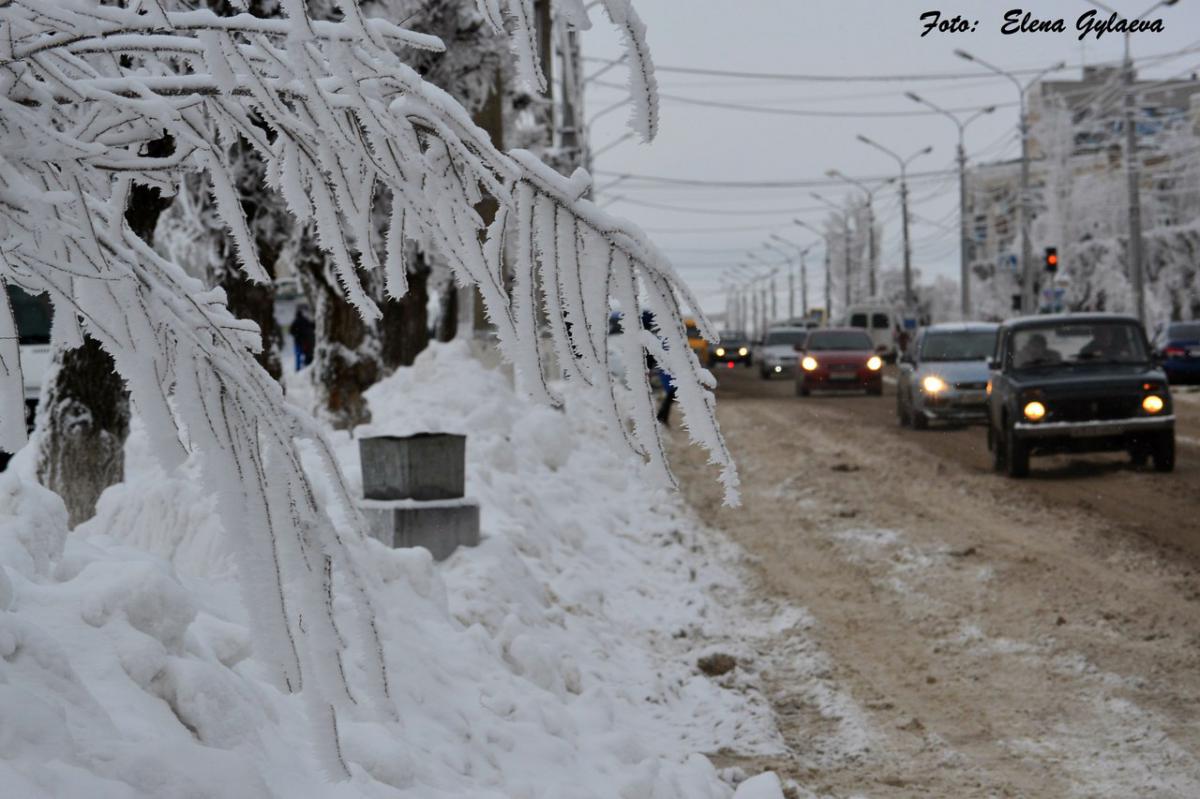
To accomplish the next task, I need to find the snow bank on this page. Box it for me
[1,342,782,798]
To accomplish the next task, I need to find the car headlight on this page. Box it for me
[801,356,818,371]
[866,355,883,371]
[1142,395,1164,414]
[774,365,782,373]
[1023,401,1046,421]
[921,375,947,394]
[738,347,748,357]
[715,347,726,357]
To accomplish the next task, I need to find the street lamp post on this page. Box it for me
[795,218,831,324]
[763,240,796,320]
[955,50,1066,316]
[1080,0,1180,326]
[824,171,895,299]
[905,94,995,318]
[771,233,819,318]
[811,192,855,310]
[856,136,933,311]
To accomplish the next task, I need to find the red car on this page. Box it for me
[795,328,884,396]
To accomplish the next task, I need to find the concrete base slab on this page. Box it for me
[360,497,480,562]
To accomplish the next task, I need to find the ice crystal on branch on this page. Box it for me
[0,0,733,777]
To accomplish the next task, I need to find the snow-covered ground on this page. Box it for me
[0,343,792,798]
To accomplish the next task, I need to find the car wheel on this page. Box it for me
[867,383,883,397]
[911,406,928,430]
[796,379,810,397]
[1004,423,1030,478]
[1152,431,1176,472]
[990,422,1005,472]
[897,394,910,427]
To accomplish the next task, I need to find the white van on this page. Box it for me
[5,285,53,431]
[843,304,900,360]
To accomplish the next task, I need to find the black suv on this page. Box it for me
[986,314,1174,477]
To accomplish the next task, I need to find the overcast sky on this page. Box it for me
[579,0,1200,319]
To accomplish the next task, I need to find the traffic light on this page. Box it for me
[1044,247,1058,273]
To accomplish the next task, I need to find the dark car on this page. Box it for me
[1152,321,1200,385]
[796,328,883,396]
[986,314,1174,477]
[709,330,753,368]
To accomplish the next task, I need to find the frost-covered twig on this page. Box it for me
[0,0,732,777]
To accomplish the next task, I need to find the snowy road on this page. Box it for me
[669,367,1200,797]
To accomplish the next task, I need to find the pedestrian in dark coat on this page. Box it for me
[291,305,315,370]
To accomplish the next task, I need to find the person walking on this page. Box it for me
[290,304,315,370]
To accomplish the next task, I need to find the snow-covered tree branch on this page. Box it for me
[0,0,734,776]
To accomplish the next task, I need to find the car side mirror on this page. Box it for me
[987,359,999,371]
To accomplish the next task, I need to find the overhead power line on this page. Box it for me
[589,79,1017,118]
[582,44,1200,84]
[595,167,958,189]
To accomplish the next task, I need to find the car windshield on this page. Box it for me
[920,331,996,362]
[1011,322,1148,369]
[806,331,873,351]
[719,330,746,344]
[6,285,52,345]
[1167,323,1200,341]
[764,330,806,346]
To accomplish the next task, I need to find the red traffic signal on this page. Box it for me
[1044,247,1058,273]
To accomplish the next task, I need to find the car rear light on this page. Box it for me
[1165,346,1186,357]
[726,361,735,369]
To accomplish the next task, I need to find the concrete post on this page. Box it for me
[357,434,479,561]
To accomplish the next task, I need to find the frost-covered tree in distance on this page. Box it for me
[0,0,734,776]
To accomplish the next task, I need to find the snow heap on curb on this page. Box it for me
[0,341,783,798]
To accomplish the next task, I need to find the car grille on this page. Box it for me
[1049,397,1141,422]
[830,363,858,372]
[954,381,987,391]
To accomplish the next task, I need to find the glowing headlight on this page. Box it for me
[801,356,818,371]
[738,347,749,357]
[1023,401,1046,422]
[774,365,783,373]
[986,379,992,396]
[715,347,726,357]
[922,375,947,394]
[1142,395,1164,414]
[866,355,883,371]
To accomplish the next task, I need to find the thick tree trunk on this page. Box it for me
[435,279,458,343]
[296,229,380,429]
[379,251,430,370]
[207,146,285,381]
[37,136,173,526]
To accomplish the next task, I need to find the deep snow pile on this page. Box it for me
[0,342,783,798]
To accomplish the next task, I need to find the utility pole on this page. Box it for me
[904,95,995,318]
[826,171,892,299]
[956,51,1065,315]
[771,233,819,320]
[812,192,854,311]
[856,136,933,312]
[794,219,828,323]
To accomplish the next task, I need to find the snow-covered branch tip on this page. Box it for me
[475,0,659,141]
[0,0,718,779]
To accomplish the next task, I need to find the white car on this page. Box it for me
[753,326,809,379]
